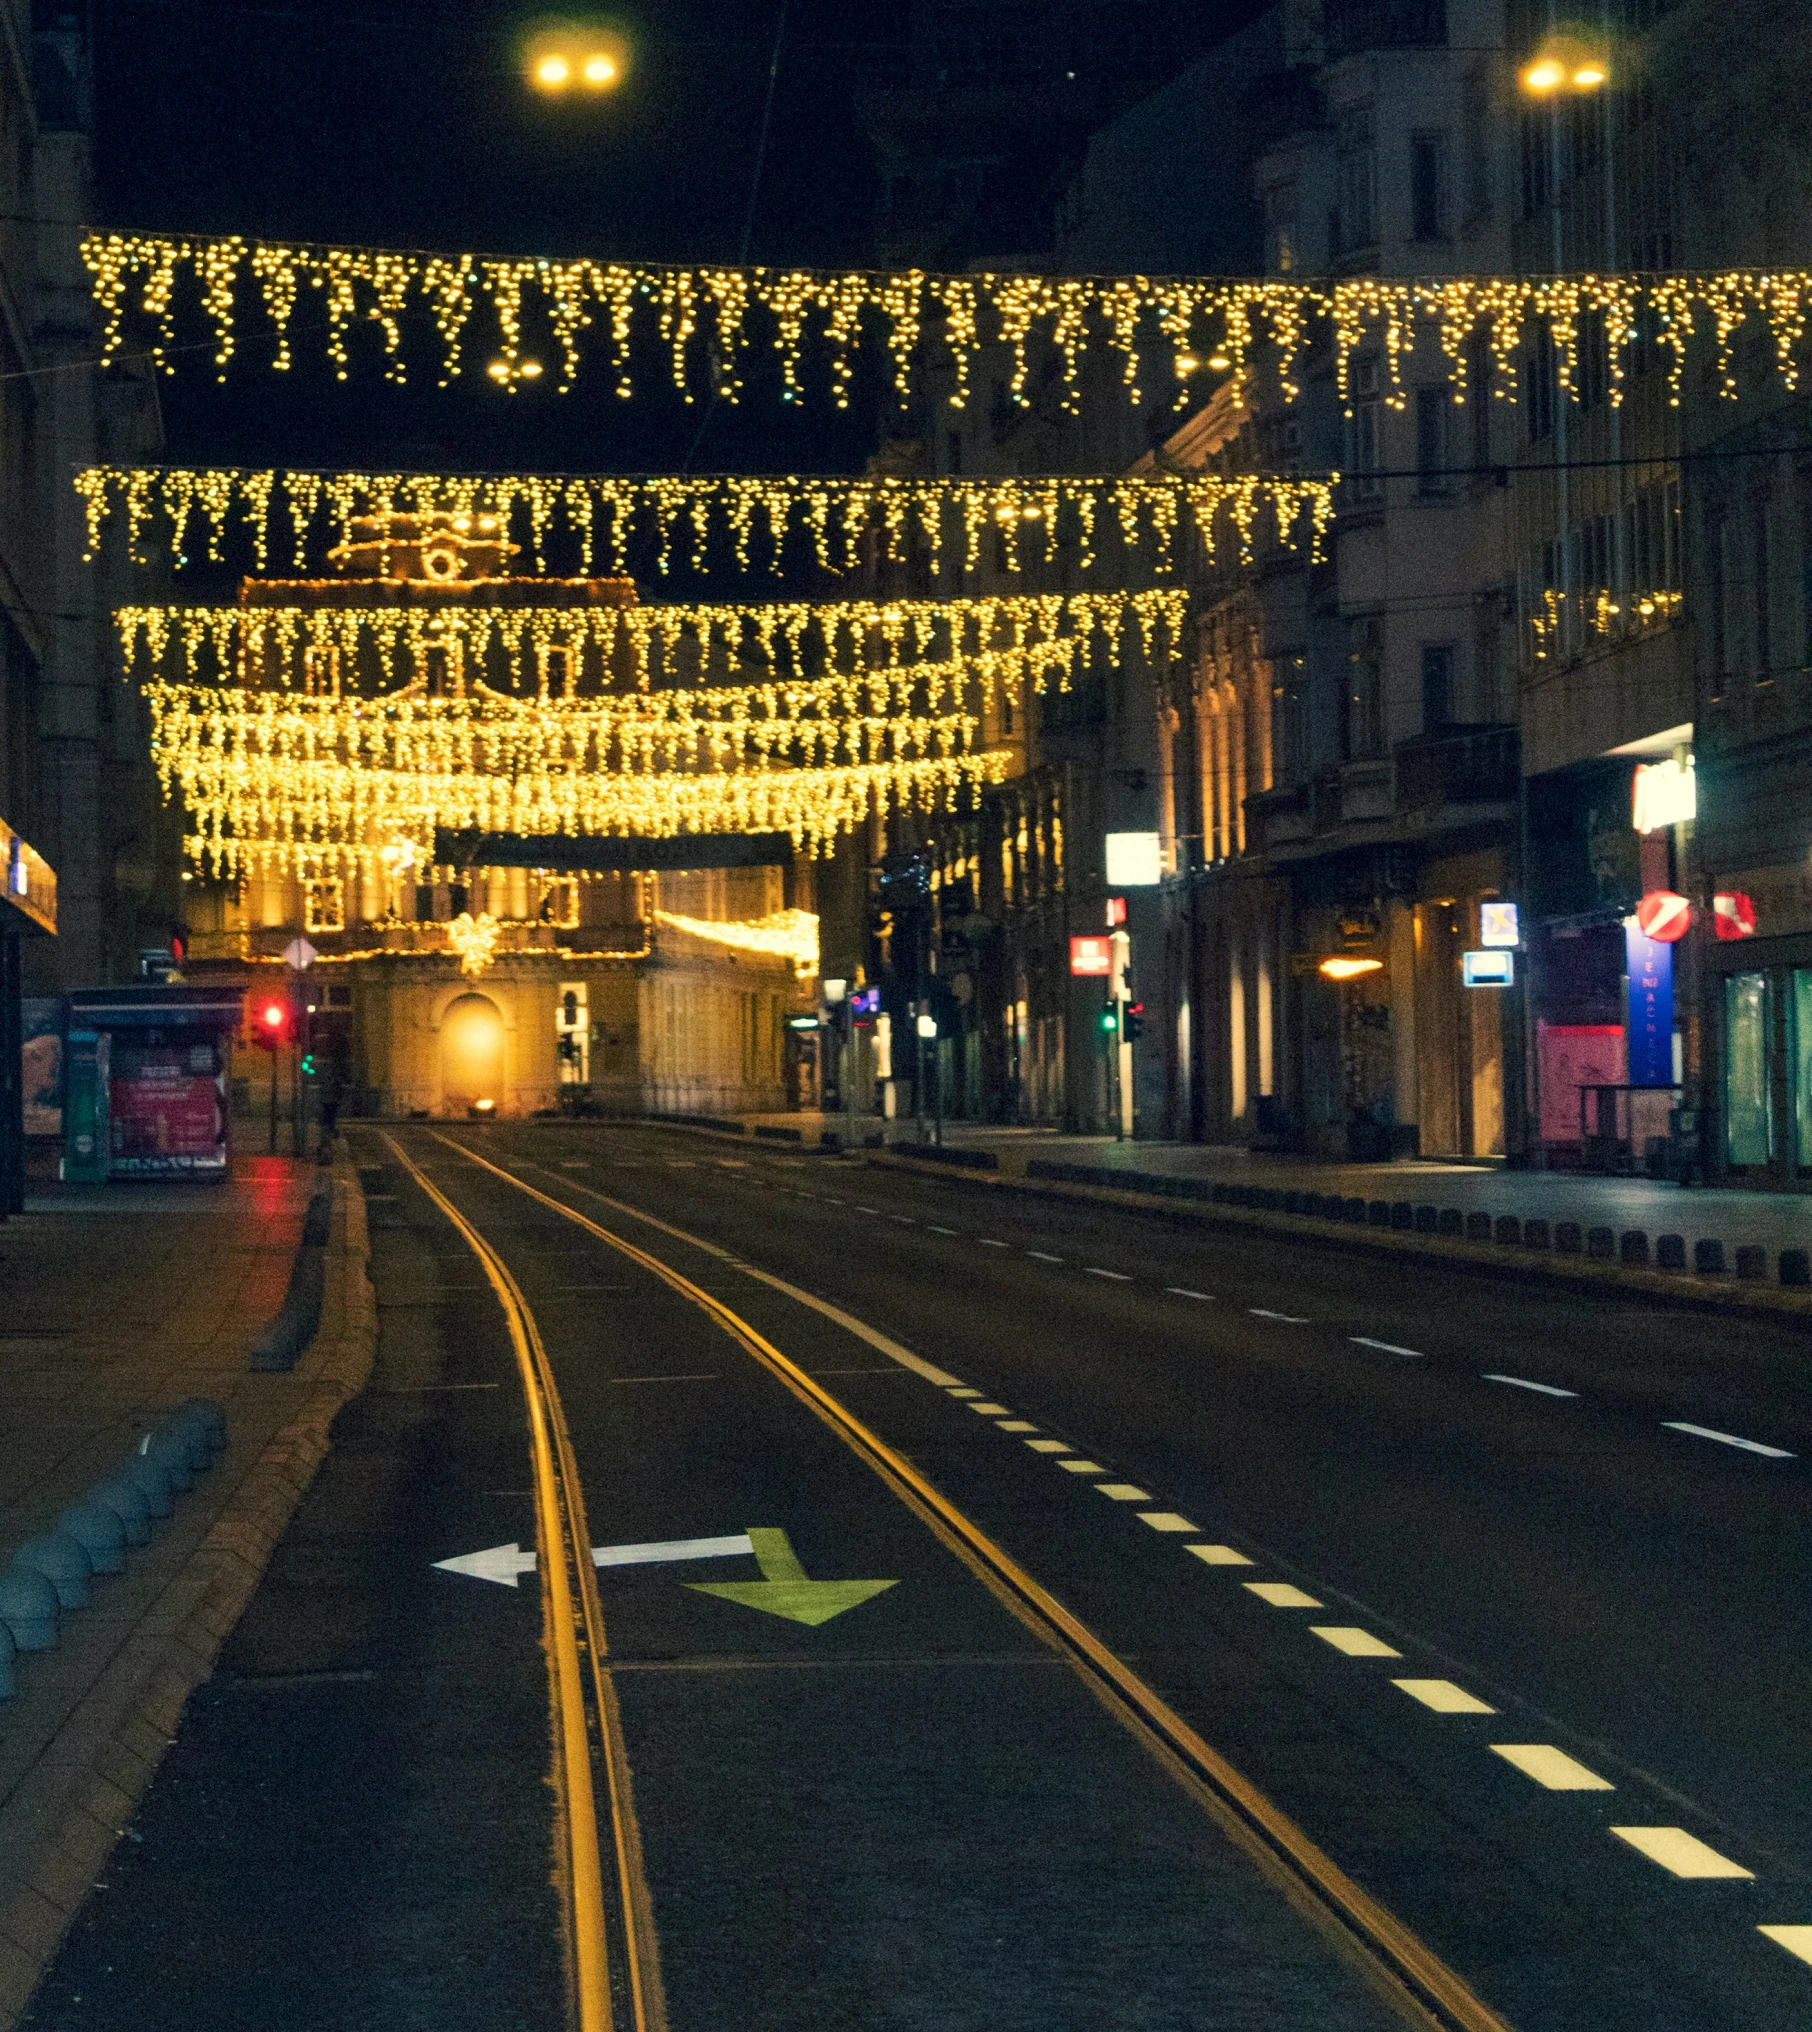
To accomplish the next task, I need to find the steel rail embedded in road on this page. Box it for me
[379,1133,662,2032]
[432,1128,1516,2032]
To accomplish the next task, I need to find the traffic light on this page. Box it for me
[300,1051,317,1078]
[1099,1006,1118,1034]
[1124,1001,1147,1043]
[254,997,290,1049]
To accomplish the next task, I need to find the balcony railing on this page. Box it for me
[1394,723,1519,810]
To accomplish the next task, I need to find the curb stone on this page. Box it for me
[861,1150,1812,1325]
[0,1149,376,2030]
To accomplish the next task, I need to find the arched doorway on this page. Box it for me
[440,993,506,1115]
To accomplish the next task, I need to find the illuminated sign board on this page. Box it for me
[1069,935,1113,977]
[1632,757,1696,834]
[1104,832,1163,887]
[1479,902,1520,948]
[1461,949,1515,987]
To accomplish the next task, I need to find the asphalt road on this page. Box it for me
[23,1119,1812,2031]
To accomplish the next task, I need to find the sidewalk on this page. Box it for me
[709,1111,1812,1260]
[0,1153,376,2027]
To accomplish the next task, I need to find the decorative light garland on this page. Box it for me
[653,907,819,972]
[447,909,502,978]
[81,231,1812,412]
[114,587,1191,695]
[75,466,1330,578]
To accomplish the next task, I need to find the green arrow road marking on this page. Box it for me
[686,1527,898,1627]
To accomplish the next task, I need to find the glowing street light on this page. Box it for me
[525,22,627,96]
[1520,37,1608,94]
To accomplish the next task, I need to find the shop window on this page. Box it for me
[303,878,345,933]
[1725,972,1772,1167]
[1794,970,1812,1171]
[1421,645,1455,729]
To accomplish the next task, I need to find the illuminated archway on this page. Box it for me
[440,992,506,1116]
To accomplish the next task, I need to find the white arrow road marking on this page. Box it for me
[434,1533,756,1589]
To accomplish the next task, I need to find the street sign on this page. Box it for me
[1635,890,1691,943]
[281,936,319,970]
[1713,892,1757,940]
[687,1527,898,1626]
[1069,935,1112,976]
[1461,949,1514,987]
[1479,901,1520,948]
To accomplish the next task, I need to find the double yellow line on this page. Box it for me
[380,1133,660,2032]
[420,1129,1514,2032]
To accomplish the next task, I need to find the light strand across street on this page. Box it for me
[81,230,1812,413]
[75,465,1332,578]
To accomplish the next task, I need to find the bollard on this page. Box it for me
[1368,1200,1392,1227]
[1344,1197,1367,1222]
[1586,1226,1615,1259]
[15,1533,93,1610]
[1524,1220,1551,1250]
[0,1567,59,1650]
[1414,1205,1438,1234]
[1554,1222,1583,1254]
[1437,1209,1463,1237]
[1735,1244,1768,1281]
[1391,1201,1414,1230]
[1619,1230,1649,1267]
[1465,1212,1493,1242]
[1494,1216,1521,1245]
[144,1428,196,1493]
[157,1414,215,1475]
[89,1476,152,1546]
[0,1619,13,1698]
[58,1503,127,1576]
[177,1398,228,1453]
[1781,1248,1811,1287]
[1693,1239,1727,1275]
[122,1454,176,1518]
[1655,1234,1687,1271]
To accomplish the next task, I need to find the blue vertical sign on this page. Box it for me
[1625,920,1675,1087]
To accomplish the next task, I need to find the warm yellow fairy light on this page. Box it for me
[1523,59,1564,90]
[448,910,502,977]
[79,232,1812,415]
[75,465,1332,578]
[654,907,818,971]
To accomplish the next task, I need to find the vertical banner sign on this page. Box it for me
[1624,920,1675,1087]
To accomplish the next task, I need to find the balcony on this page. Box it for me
[1393,724,1519,812]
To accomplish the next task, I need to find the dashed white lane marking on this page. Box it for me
[1610,1827,1754,1879]
[1484,1374,1579,1399]
[1311,1627,1402,1658]
[1086,1267,1132,1281]
[997,1419,1038,1433]
[1662,1421,1796,1459]
[1249,1308,1309,1324]
[1166,1287,1215,1301]
[1244,1582,1323,1608]
[1491,1745,1614,1791]
[1393,1679,1497,1715]
[558,1161,591,1169]
[1059,1459,1104,1474]
[1138,1512,1200,1533]
[890,1215,917,1224]
[967,1402,1009,1416]
[978,1239,1009,1248]
[946,1388,983,1399]
[1026,1439,1071,1454]
[1351,1336,1425,1359]
[1027,1250,1063,1263]
[855,1205,881,1214]
[927,1224,957,1234]
[1097,1483,1152,1501]
[821,1195,845,1203]
[1188,1545,1254,1567]
[1758,1926,1812,1968]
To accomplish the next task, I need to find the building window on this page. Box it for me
[1415,386,1449,495]
[1461,71,1491,224]
[1276,653,1308,782]
[1410,132,1446,240]
[539,644,574,697]
[1524,329,1555,443]
[1335,107,1375,253]
[1725,973,1772,1167]
[1707,508,1729,677]
[1343,617,1384,761]
[421,641,462,697]
[1346,358,1383,502]
[539,879,580,928]
[303,878,345,933]
[1752,497,1773,680]
[301,646,340,698]
[1421,645,1456,730]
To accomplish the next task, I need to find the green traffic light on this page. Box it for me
[301,1054,316,1076]
[1099,1010,1117,1033]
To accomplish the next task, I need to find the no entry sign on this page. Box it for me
[1635,890,1691,943]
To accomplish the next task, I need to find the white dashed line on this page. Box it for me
[978,1239,1009,1248]
[1058,1459,1104,1474]
[1484,1374,1579,1399]
[1086,1267,1131,1281]
[855,1206,881,1214]
[1027,1251,1063,1263]
[1249,1308,1309,1324]
[1166,1287,1215,1301]
[1490,1745,1614,1791]
[1609,1827,1753,1879]
[1310,1627,1402,1658]
[1137,1512,1200,1533]
[966,1402,1009,1416]
[996,1420,1038,1433]
[1758,1926,1812,1968]
[1187,1545,1253,1567]
[1662,1421,1795,1459]
[890,1215,917,1225]
[1350,1336,1424,1358]
[1025,1438,1071,1453]
[1392,1679,1497,1714]
[1096,1483,1152,1501]
[1244,1582,1323,1608]
[820,1195,845,1204]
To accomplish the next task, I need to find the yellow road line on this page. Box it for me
[436,1130,1515,2032]
[381,1134,650,2032]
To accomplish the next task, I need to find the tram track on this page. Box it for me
[418,1124,1515,2032]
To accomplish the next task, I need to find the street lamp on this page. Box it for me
[524,22,627,96]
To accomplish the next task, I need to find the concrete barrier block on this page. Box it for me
[122,1455,176,1519]
[1343,1197,1367,1222]
[1437,1208,1463,1236]
[1655,1234,1687,1271]
[1368,1200,1392,1227]
[1586,1226,1615,1259]
[1781,1248,1811,1287]
[1413,1204,1438,1233]
[1493,1216,1521,1245]
[1735,1244,1768,1280]
[1693,1239,1727,1275]
[0,1567,59,1650]
[1523,1220,1550,1250]
[14,1534,93,1610]
[1554,1221,1582,1254]
[88,1477,151,1547]
[57,1504,126,1576]
[1619,1229,1649,1266]
[1465,1212,1493,1242]
[1390,1201,1414,1230]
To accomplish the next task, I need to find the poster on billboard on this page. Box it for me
[108,1039,229,1176]
[1537,1023,1626,1145]
[21,997,64,1138]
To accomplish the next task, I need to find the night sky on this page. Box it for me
[91,0,895,478]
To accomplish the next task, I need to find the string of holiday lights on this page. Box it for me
[653,907,820,971]
[81,232,1812,413]
[75,466,1331,578]
[114,587,1191,694]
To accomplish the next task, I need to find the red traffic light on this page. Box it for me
[261,1001,286,1029]
[254,998,291,1048]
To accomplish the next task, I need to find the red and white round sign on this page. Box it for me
[1635,890,1692,943]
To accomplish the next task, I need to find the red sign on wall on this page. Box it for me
[1069,935,1113,977]
[1712,891,1757,940]
[1635,890,1691,943]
